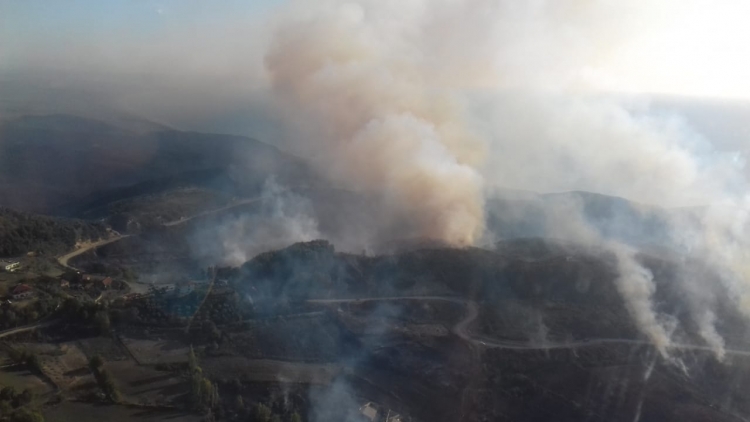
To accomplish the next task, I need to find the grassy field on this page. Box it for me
[105,360,187,406]
[0,366,53,395]
[36,342,95,391]
[77,337,129,362]
[201,357,341,385]
[119,337,190,365]
[43,402,201,422]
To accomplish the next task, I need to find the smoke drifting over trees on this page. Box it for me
[4,0,750,360]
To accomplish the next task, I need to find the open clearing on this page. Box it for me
[33,342,94,391]
[43,401,201,422]
[0,366,53,395]
[119,337,189,365]
[201,357,341,385]
[105,360,187,405]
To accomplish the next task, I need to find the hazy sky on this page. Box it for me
[3,0,750,100]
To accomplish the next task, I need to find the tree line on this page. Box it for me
[0,207,109,257]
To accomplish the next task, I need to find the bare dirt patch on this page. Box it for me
[76,337,129,362]
[119,336,189,365]
[43,401,201,422]
[0,366,53,395]
[201,357,341,385]
[28,342,95,392]
[105,360,187,406]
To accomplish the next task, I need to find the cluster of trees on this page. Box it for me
[0,387,44,422]
[8,348,42,373]
[0,293,59,330]
[88,355,121,402]
[188,347,219,413]
[222,396,302,422]
[179,347,306,422]
[0,207,109,257]
[60,297,112,335]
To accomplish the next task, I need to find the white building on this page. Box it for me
[2,261,20,272]
[11,284,33,300]
[359,403,378,422]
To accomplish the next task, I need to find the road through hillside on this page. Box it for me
[56,197,263,271]
[0,320,57,339]
[308,297,750,357]
[57,236,129,271]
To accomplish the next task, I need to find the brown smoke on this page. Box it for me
[264,2,486,246]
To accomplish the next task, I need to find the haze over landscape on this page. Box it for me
[2,1,750,422]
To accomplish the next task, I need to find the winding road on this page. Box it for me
[57,235,129,271]
[308,297,750,358]
[162,197,262,227]
[0,320,58,339]
[56,197,264,271]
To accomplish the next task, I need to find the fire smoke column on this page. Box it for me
[265,1,486,245]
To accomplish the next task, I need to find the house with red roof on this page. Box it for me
[11,284,33,300]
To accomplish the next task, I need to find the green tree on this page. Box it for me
[95,311,111,335]
[0,386,17,400]
[89,355,104,370]
[0,400,13,416]
[289,412,302,422]
[25,354,42,373]
[188,345,198,374]
[10,408,45,422]
[17,389,33,406]
[252,403,273,422]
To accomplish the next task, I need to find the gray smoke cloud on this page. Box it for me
[190,178,320,266]
[4,0,750,358]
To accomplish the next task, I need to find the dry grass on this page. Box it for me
[119,337,189,365]
[201,357,341,385]
[105,360,187,406]
[43,402,201,422]
[34,342,95,391]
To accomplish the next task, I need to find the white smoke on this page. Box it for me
[191,178,320,266]
[4,0,750,358]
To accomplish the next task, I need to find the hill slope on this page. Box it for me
[0,114,317,214]
[0,207,110,257]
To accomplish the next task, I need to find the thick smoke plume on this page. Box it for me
[265,1,486,245]
[260,0,750,358]
[5,0,750,360]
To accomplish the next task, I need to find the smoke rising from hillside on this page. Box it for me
[265,1,487,245]
[261,0,747,358]
[4,0,750,359]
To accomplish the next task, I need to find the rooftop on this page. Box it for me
[12,284,32,294]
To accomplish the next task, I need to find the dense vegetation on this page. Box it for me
[0,207,109,257]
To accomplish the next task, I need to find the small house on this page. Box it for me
[99,277,113,289]
[1,261,20,273]
[11,284,33,300]
[359,403,378,422]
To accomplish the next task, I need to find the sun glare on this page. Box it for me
[594,1,750,99]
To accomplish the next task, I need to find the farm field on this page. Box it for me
[105,360,187,405]
[43,401,202,422]
[119,336,190,365]
[201,357,341,385]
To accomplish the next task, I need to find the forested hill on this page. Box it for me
[0,207,109,257]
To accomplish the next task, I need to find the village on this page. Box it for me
[0,243,426,422]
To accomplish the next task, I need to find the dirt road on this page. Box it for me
[57,236,129,271]
[162,197,261,227]
[56,196,262,271]
[0,320,57,339]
